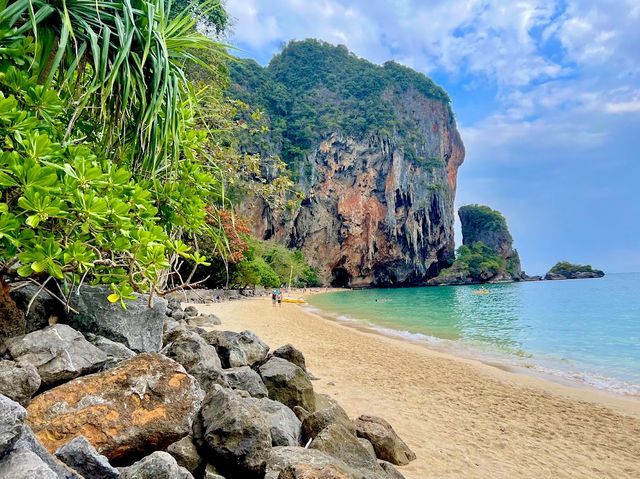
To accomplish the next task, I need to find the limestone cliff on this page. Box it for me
[230,40,465,287]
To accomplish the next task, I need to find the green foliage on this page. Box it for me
[458,204,508,233]
[7,0,227,176]
[436,242,507,283]
[232,238,320,288]
[226,39,453,170]
[0,0,279,306]
[548,261,596,275]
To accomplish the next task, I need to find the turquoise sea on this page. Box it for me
[306,273,640,396]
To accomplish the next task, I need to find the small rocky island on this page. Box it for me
[545,261,605,280]
[431,205,525,285]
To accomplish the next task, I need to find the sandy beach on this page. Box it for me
[191,295,640,479]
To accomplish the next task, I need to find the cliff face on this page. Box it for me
[231,40,465,287]
[242,96,464,287]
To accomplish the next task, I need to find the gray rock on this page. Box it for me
[187,314,221,328]
[379,460,406,479]
[354,415,416,466]
[357,438,376,461]
[10,284,66,333]
[193,384,271,478]
[171,311,187,321]
[246,397,302,447]
[163,323,205,347]
[310,423,385,476]
[302,399,355,442]
[223,366,269,398]
[84,333,136,370]
[119,451,193,479]
[69,285,166,353]
[183,306,199,318]
[0,448,57,479]
[168,299,182,311]
[13,426,83,478]
[0,394,26,457]
[201,330,269,368]
[203,463,225,479]
[259,357,315,412]
[0,360,41,406]
[273,344,307,371]
[166,436,202,475]
[161,332,222,371]
[4,325,107,388]
[265,446,362,479]
[54,436,119,479]
[161,332,226,391]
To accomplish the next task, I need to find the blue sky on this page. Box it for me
[225,0,640,274]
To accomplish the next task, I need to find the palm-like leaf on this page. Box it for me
[2,0,229,176]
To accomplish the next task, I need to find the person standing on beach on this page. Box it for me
[272,291,277,307]
[277,291,283,307]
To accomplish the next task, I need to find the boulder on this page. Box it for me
[84,333,136,370]
[10,284,66,333]
[187,314,221,328]
[0,448,57,479]
[273,344,307,371]
[223,366,269,398]
[301,400,354,442]
[11,426,83,479]
[354,415,416,466]
[171,311,187,321]
[0,360,41,406]
[203,463,225,478]
[246,397,302,447]
[4,324,107,388]
[259,358,315,412]
[0,394,26,457]
[379,460,405,479]
[193,384,271,478]
[69,286,166,353]
[265,447,362,479]
[26,354,203,463]
[161,333,222,371]
[163,323,205,347]
[54,436,119,479]
[161,332,226,391]
[357,438,376,461]
[183,306,199,318]
[166,436,202,475]
[201,330,269,368]
[119,451,193,479]
[310,423,385,476]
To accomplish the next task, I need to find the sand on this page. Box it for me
[191,295,640,479]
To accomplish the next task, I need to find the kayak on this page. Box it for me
[282,298,305,304]
[472,287,490,295]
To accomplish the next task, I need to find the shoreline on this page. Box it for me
[301,301,640,403]
[192,296,640,478]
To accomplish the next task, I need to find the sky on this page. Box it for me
[224,0,640,274]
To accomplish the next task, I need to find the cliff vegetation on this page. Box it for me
[433,205,521,284]
[227,39,453,178]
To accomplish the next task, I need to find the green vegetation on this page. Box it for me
[548,262,600,276]
[232,238,320,288]
[226,39,453,173]
[0,0,305,307]
[458,204,509,234]
[436,242,507,283]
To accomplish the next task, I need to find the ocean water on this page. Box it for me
[306,273,640,396]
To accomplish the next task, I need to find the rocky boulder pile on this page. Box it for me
[0,285,416,478]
